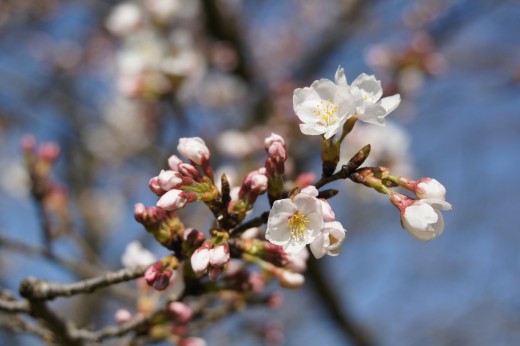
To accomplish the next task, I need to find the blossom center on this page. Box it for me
[314,100,338,125]
[288,211,310,240]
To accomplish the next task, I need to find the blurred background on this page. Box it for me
[1,0,519,345]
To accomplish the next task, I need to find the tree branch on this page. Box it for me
[19,267,145,301]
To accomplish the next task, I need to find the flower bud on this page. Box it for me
[149,176,165,195]
[178,163,200,179]
[144,262,163,285]
[168,302,193,323]
[179,337,207,346]
[264,133,285,149]
[156,189,188,211]
[133,203,148,223]
[209,242,230,267]
[251,174,268,193]
[177,137,210,165]
[191,240,211,274]
[39,142,60,162]
[208,265,223,281]
[158,170,183,191]
[114,309,132,324]
[277,270,304,289]
[153,270,173,291]
[168,155,183,171]
[415,178,446,200]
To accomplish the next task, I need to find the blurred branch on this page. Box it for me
[19,267,145,301]
[307,257,374,346]
[0,314,52,340]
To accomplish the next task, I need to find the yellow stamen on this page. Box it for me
[288,211,310,240]
[313,100,338,125]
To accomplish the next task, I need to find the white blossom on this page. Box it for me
[401,199,452,241]
[293,70,357,139]
[309,221,347,259]
[121,241,156,270]
[265,190,323,254]
[341,67,401,126]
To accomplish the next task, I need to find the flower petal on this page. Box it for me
[300,123,326,136]
[358,102,387,125]
[283,240,307,254]
[378,94,401,114]
[351,73,383,101]
[334,66,348,86]
[293,88,321,123]
[310,78,338,100]
[310,234,326,259]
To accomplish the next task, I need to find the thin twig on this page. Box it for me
[229,211,269,237]
[19,267,145,301]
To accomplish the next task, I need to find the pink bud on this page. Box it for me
[156,189,188,211]
[267,141,287,163]
[177,137,210,165]
[168,302,193,323]
[319,199,335,221]
[158,170,183,190]
[251,174,268,193]
[114,309,132,324]
[209,242,230,267]
[148,176,165,195]
[178,163,200,179]
[208,266,223,281]
[168,155,184,171]
[144,262,162,285]
[21,135,36,153]
[39,142,60,162]
[153,270,173,291]
[133,203,147,223]
[264,133,285,149]
[179,337,207,346]
[191,240,211,274]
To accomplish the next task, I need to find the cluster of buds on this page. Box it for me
[351,169,452,241]
[134,203,184,251]
[190,236,230,281]
[149,137,217,212]
[144,255,179,291]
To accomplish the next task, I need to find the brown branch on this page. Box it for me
[0,315,52,340]
[19,267,145,301]
[0,298,29,313]
[229,211,269,237]
[71,307,166,342]
[307,257,374,346]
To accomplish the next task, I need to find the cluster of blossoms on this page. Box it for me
[125,66,451,344]
[106,0,204,99]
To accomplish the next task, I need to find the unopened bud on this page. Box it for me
[114,309,132,324]
[39,142,60,162]
[178,163,200,179]
[179,337,207,346]
[191,240,211,274]
[346,144,371,171]
[209,242,230,267]
[156,189,188,211]
[168,155,183,171]
[177,137,210,165]
[158,170,183,190]
[134,203,147,223]
[168,302,193,323]
[153,270,173,291]
[149,176,165,195]
[208,265,223,281]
